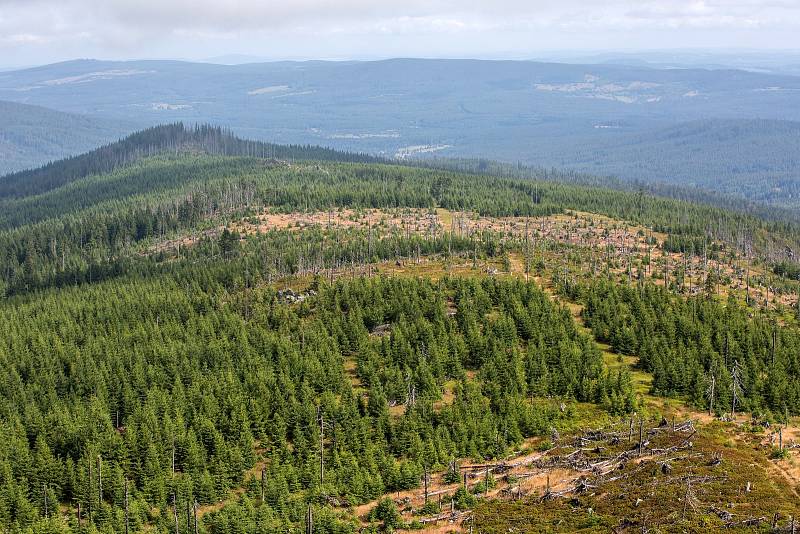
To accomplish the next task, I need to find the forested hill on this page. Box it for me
[0,123,379,199]
[0,124,799,297]
[0,100,131,176]
[4,121,796,225]
[540,118,800,208]
[1,123,800,533]
[418,153,800,225]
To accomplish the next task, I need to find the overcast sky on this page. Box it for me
[1,0,799,67]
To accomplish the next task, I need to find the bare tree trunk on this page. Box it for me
[638,419,644,457]
[708,376,715,416]
[97,455,102,507]
[317,406,325,485]
[681,476,691,519]
[306,504,313,534]
[261,467,266,502]
[87,457,92,522]
[424,465,429,504]
[173,494,180,534]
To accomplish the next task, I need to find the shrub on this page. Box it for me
[769,447,790,460]
[369,498,404,531]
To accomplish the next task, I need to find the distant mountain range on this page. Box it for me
[541,50,800,77]
[1,57,800,207]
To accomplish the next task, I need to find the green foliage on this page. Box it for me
[1,127,797,297]
[0,272,614,531]
[443,464,461,484]
[470,475,497,495]
[579,281,800,415]
[1,126,798,532]
[774,260,800,281]
[416,501,440,515]
[769,447,790,460]
[452,486,476,510]
[369,498,403,531]
[0,123,378,200]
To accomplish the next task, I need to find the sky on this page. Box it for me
[1,0,799,68]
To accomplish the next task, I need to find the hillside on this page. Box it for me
[1,127,799,533]
[3,59,800,206]
[530,119,800,208]
[0,100,132,175]
[2,124,798,290]
[0,123,378,200]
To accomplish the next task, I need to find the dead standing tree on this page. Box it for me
[173,493,180,534]
[423,464,429,504]
[317,405,331,486]
[731,361,745,419]
[97,454,103,508]
[306,503,314,534]
[705,373,716,417]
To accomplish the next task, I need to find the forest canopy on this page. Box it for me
[1,124,799,532]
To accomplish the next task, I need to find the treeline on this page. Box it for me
[1,219,505,296]
[0,272,628,532]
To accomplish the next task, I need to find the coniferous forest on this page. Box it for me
[1,125,800,533]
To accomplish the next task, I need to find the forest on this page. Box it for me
[568,280,800,415]
[0,100,130,177]
[1,270,636,532]
[1,125,800,532]
[1,125,799,298]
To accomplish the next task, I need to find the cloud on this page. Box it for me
[0,0,798,65]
